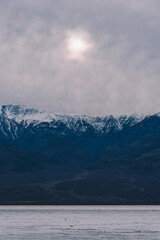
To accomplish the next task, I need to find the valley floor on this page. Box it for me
[0,205,160,239]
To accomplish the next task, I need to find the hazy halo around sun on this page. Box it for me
[65,30,93,61]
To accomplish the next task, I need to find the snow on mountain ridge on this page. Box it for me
[0,105,151,135]
[0,105,57,124]
[0,105,104,125]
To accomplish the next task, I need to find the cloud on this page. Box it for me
[0,0,160,116]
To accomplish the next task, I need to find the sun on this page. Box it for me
[66,31,92,61]
[68,37,88,53]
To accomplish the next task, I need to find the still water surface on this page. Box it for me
[0,205,160,239]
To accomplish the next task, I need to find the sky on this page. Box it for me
[0,0,160,116]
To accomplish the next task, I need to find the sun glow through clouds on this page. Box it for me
[66,31,92,61]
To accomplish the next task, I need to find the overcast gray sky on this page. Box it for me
[0,0,160,116]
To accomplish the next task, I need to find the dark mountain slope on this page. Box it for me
[0,105,160,203]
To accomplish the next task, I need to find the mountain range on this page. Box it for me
[0,104,160,204]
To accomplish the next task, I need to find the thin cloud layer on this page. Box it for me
[0,0,160,115]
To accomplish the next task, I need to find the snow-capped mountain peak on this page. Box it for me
[0,104,156,140]
[1,105,57,124]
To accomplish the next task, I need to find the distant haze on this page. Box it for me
[0,0,160,116]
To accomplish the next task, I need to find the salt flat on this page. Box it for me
[0,205,160,239]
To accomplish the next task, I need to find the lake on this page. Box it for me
[0,205,160,239]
